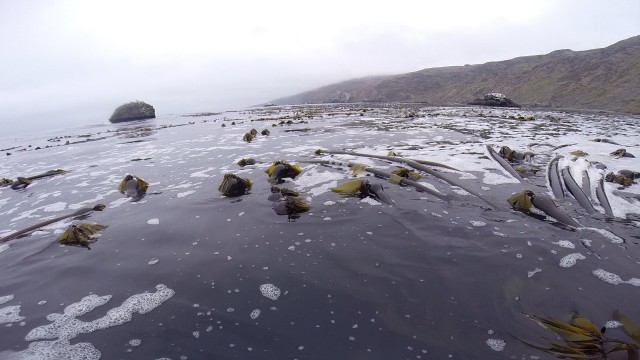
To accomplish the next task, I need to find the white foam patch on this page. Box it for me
[605,320,622,328]
[259,284,281,300]
[582,227,624,244]
[177,191,195,198]
[528,268,542,278]
[469,221,486,227]
[4,284,175,360]
[552,240,575,249]
[483,172,519,185]
[250,309,261,319]
[147,218,159,225]
[190,167,217,178]
[0,305,25,324]
[593,269,640,286]
[108,197,131,208]
[360,197,380,205]
[43,202,66,212]
[293,167,343,195]
[0,294,15,305]
[559,253,586,268]
[0,244,9,254]
[486,338,506,351]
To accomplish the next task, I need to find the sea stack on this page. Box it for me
[469,93,521,108]
[109,101,156,123]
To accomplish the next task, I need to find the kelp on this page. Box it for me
[316,149,497,208]
[117,175,149,200]
[7,169,68,189]
[507,190,534,210]
[487,145,524,182]
[507,190,580,228]
[218,173,252,197]
[332,179,393,205]
[611,148,635,158]
[272,196,311,219]
[271,186,300,197]
[0,204,106,244]
[58,223,107,250]
[237,158,257,167]
[391,167,422,181]
[1,178,14,186]
[605,172,634,187]
[261,129,270,136]
[570,150,589,157]
[518,313,640,360]
[561,167,596,214]
[304,159,447,201]
[265,160,302,183]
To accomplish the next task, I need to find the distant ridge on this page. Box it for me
[272,35,640,113]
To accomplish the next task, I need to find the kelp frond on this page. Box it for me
[272,196,311,216]
[271,186,300,197]
[117,175,149,194]
[570,150,589,157]
[507,190,534,210]
[519,313,640,360]
[218,173,252,197]
[58,223,107,249]
[265,160,302,182]
[1,178,14,186]
[237,158,257,167]
[350,164,368,176]
[391,167,422,181]
[332,179,367,195]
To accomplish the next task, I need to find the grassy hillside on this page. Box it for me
[272,35,640,113]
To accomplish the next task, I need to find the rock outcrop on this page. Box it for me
[468,93,521,108]
[109,101,156,123]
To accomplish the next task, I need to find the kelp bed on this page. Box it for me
[0,104,639,359]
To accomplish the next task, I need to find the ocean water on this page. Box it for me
[0,104,639,359]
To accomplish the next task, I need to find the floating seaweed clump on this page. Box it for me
[518,312,640,359]
[118,175,149,200]
[237,158,257,167]
[605,172,635,187]
[391,167,422,181]
[507,190,534,210]
[272,196,311,220]
[332,179,393,205]
[611,148,635,158]
[218,173,252,197]
[265,161,302,183]
[58,223,107,249]
[570,150,589,157]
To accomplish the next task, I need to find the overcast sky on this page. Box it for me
[1,0,639,136]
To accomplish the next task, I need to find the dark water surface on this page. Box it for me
[1,104,639,359]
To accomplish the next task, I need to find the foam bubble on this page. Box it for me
[486,338,506,351]
[593,269,640,286]
[552,240,575,249]
[0,295,14,305]
[43,202,67,212]
[559,253,586,268]
[0,305,25,324]
[147,218,160,225]
[250,309,261,319]
[605,320,622,329]
[129,339,141,346]
[469,221,486,227]
[11,284,175,360]
[148,258,159,265]
[260,284,281,300]
[177,191,195,198]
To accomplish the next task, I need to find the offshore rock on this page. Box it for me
[469,93,521,108]
[109,101,156,123]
